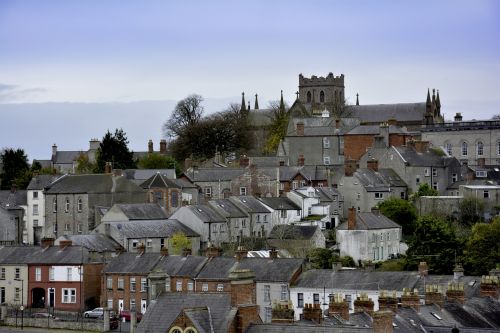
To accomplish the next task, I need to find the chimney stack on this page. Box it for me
[454,113,463,122]
[372,310,394,333]
[425,284,444,307]
[240,155,250,167]
[160,246,169,257]
[367,159,378,172]
[59,239,72,250]
[344,159,358,177]
[387,118,397,126]
[328,294,349,320]
[229,269,256,306]
[297,154,305,166]
[348,207,356,230]
[477,158,486,168]
[354,293,374,315]
[159,140,167,154]
[235,246,248,262]
[446,282,465,304]
[182,248,192,257]
[271,302,294,323]
[269,248,278,259]
[41,237,55,249]
[335,119,340,129]
[52,144,57,158]
[332,262,342,272]
[453,263,464,281]
[184,158,192,170]
[105,162,112,174]
[148,140,153,153]
[378,290,398,312]
[480,275,500,298]
[205,245,220,258]
[413,140,430,153]
[296,122,304,136]
[302,303,323,323]
[401,288,420,311]
[418,262,428,277]
[136,243,146,255]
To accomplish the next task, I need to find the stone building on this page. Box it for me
[298,72,345,116]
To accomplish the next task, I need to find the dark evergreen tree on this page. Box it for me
[95,129,136,172]
[0,148,30,190]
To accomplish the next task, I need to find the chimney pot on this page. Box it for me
[41,237,55,249]
[296,122,304,136]
[105,162,112,174]
[136,243,146,255]
[367,159,378,172]
[159,140,167,154]
[269,248,278,259]
[348,207,356,230]
[148,139,153,153]
[59,239,72,250]
[372,310,394,333]
[160,246,169,257]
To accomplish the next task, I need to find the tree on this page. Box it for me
[170,232,191,255]
[307,248,355,269]
[459,197,484,226]
[327,97,352,119]
[464,218,500,275]
[94,129,136,172]
[410,183,438,201]
[0,148,30,190]
[137,153,181,174]
[405,216,462,274]
[75,153,95,174]
[377,198,418,236]
[264,99,289,154]
[163,94,204,138]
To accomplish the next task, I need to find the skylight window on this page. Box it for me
[431,312,442,320]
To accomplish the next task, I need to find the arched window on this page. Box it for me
[445,143,452,155]
[334,91,338,102]
[77,198,82,212]
[65,198,70,212]
[168,327,182,333]
[171,191,178,208]
[477,141,484,156]
[306,91,311,103]
[461,142,468,156]
[319,91,325,103]
[53,198,57,213]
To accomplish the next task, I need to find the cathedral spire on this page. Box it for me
[280,90,285,112]
[426,88,432,115]
[436,89,441,111]
[240,92,247,112]
[356,93,359,106]
[254,94,259,110]
[248,101,251,111]
[431,89,436,116]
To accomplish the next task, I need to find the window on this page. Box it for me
[323,156,331,165]
[323,137,330,148]
[107,277,113,289]
[77,224,82,233]
[0,268,4,279]
[476,170,487,178]
[67,267,72,281]
[424,168,430,177]
[279,182,285,191]
[432,182,438,191]
[297,293,304,308]
[297,210,300,216]
[400,191,405,199]
[202,283,208,292]
[307,91,311,103]
[313,293,320,305]
[33,219,39,227]
[146,239,153,248]
[130,278,136,292]
[461,142,468,156]
[77,198,82,212]
[432,168,437,177]
[300,180,306,187]
[130,299,136,311]
[204,187,212,197]
[446,143,452,155]
[62,288,76,303]
[15,288,20,301]
[484,191,490,198]
[356,192,361,200]
[477,141,484,156]
[49,268,54,281]
[171,191,179,208]
[33,204,39,216]
[217,284,224,292]
[35,267,41,281]
[53,198,57,213]
[318,182,324,187]
[280,210,286,218]
[33,191,38,199]
[320,90,325,103]
[107,299,113,309]
[65,223,70,231]
[132,240,138,249]
[187,282,194,291]
[281,285,288,301]
[165,281,171,292]
[65,198,70,212]
[15,268,20,280]
[416,176,420,185]
[154,191,164,205]
[498,141,500,155]
[263,215,267,222]
[452,173,458,182]
[264,285,270,302]
[242,219,246,228]
[0,287,5,303]
[374,192,383,200]
[118,278,124,290]
[257,215,261,223]
[292,181,298,190]
[176,281,182,292]
[141,278,147,292]
[240,187,247,196]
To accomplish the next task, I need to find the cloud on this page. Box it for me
[0,83,48,102]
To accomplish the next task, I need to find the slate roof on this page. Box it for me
[0,246,38,264]
[413,274,481,298]
[258,197,301,210]
[53,151,80,164]
[103,252,161,274]
[246,323,370,333]
[28,245,92,264]
[315,187,342,203]
[182,168,246,182]
[196,256,237,280]
[0,190,27,207]
[236,257,304,283]
[337,211,401,230]
[230,196,272,214]
[27,174,62,190]
[350,103,426,123]
[140,172,180,189]
[293,269,419,290]
[45,174,146,194]
[55,234,122,253]
[269,225,319,240]
[209,199,248,218]
[153,255,208,277]
[136,293,234,333]
[123,169,176,185]
[188,205,226,223]
[113,203,168,220]
[105,219,199,238]
[392,146,457,167]
[286,117,359,137]
[247,156,290,167]
[352,168,407,191]
[346,124,409,135]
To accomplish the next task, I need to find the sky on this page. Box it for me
[0,0,499,161]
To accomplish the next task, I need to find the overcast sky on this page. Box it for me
[1,0,499,161]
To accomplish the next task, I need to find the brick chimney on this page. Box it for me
[335,119,340,129]
[59,239,72,250]
[425,284,444,307]
[271,302,294,323]
[367,159,378,172]
[148,140,153,153]
[136,243,146,255]
[348,207,356,230]
[387,118,397,126]
[413,140,430,153]
[159,140,167,154]
[453,263,464,281]
[354,293,374,315]
[446,282,465,304]
[378,290,398,312]
[297,154,305,166]
[418,262,428,277]
[160,246,169,257]
[296,122,304,136]
[328,294,349,320]
[113,169,122,177]
[235,246,248,262]
[302,303,323,323]
[41,237,55,249]
[237,305,260,333]
[105,162,112,174]
[480,275,500,298]
[401,288,420,311]
[372,310,393,333]
[240,155,250,167]
[454,113,463,122]
[344,159,358,176]
[229,269,256,306]
[269,248,278,259]
[205,245,220,258]
[52,144,57,158]
[182,248,192,257]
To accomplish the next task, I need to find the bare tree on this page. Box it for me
[327,97,352,119]
[163,94,204,137]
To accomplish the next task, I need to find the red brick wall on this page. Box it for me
[194,280,231,293]
[344,135,374,161]
[82,263,104,310]
[101,274,149,312]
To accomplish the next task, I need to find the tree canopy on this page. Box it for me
[0,148,30,190]
[464,218,500,275]
[163,94,204,138]
[95,129,136,172]
[137,153,181,175]
[171,232,191,255]
[459,196,485,226]
[377,197,418,236]
[264,99,289,154]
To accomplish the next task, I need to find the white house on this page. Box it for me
[287,187,331,229]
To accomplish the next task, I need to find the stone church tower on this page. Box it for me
[298,72,345,114]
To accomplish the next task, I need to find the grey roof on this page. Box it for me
[188,205,226,223]
[316,187,342,203]
[392,146,458,167]
[413,274,481,298]
[105,219,199,238]
[113,203,168,220]
[140,172,180,189]
[137,293,234,333]
[45,174,146,194]
[196,256,237,280]
[33,159,52,169]
[55,234,122,253]
[123,169,176,183]
[153,255,208,277]
[258,197,301,210]
[293,269,420,290]
[28,245,92,264]
[182,168,246,182]
[351,103,426,123]
[230,196,272,214]
[0,190,27,207]
[103,252,161,274]
[53,151,80,164]
[171,178,197,188]
[247,156,289,167]
[209,199,248,218]
[269,225,319,240]
[346,124,409,135]
[0,246,39,264]
[236,257,304,282]
[353,168,407,191]
[246,323,370,333]
[337,211,401,230]
[27,174,62,190]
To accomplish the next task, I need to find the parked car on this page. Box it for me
[84,307,104,319]
[119,310,142,322]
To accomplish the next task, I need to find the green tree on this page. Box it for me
[405,216,462,274]
[137,153,180,173]
[410,183,438,201]
[95,129,136,172]
[171,232,191,255]
[308,248,334,269]
[0,148,30,190]
[75,153,95,174]
[264,98,289,154]
[459,197,485,226]
[464,218,500,275]
[377,198,418,236]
